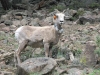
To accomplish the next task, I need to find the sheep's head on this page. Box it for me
[53,9,65,25]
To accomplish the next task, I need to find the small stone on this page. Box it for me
[30,18,40,26]
[14,15,23,20]
[85,22,90,25]
[2,27,10,32]
[0,23,6,28]
[55,67,67,75]
[12,20,21,27]
[4,20,12,26]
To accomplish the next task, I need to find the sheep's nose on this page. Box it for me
[60,21,64,22]
[60,21,64,24]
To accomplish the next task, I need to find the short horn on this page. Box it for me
[63,9,66,13]
[54,9,60,13]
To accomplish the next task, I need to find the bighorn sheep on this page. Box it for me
[15,9,66,64]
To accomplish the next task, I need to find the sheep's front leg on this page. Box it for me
[49,45,53,57]
[44,43,49,57]
[15,40,28,64]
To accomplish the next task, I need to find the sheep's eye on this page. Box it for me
[54,15,58,20]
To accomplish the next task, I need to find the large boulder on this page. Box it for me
[17,57,57,75]
[80,41,97,67]
[76,10,100,25]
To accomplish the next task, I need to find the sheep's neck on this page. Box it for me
[54,24,63,33]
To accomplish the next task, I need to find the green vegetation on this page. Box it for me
[0,34,7,40]
[77,9,85,16]
[74,49,82,57]
[80,56,87,66]
[87,69,100,75]
[68,0,84,9]
[95,48,100,57]
[89,3,100,9]
[30,72,41,75]
[49,4,66,12]
[96,36,100,48]
[56,4,66,11]
[20,45,67,61]
[21,50,33,62]
[71,9,85,21]
[95,36,100,56]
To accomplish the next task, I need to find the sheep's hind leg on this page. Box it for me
[15,40,28,65]
[44,43,49,57]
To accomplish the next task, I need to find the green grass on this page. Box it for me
[30,72,41,75]
[49,4,66,12]
[95,48,100,57]
[0,34,8,40]
[80,56,87,66]
[87,69,100,75]
[74,49,82,57]
[95,36,100,56]
[89,3,100,9]
[96,36,100,48]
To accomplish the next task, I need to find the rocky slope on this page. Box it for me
[0,8,100,75]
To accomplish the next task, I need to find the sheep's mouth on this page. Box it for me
[60,23,63,26]
[59,23,64,27]
[60,22,64,25]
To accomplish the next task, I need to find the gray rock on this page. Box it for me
[0,23,6,31]
[32,10,46,20]
[14,15,23,20]
[0,64,16,75]
[4,20,13,26]
[39,20,51,26]
[0,23,6,27]
[0,51,14,65]
[78,16,94,25]
[77,10,100,24]
[83,11,92,16]
[17,57,57,75]
[0,30,5,34]
[21,0,30,4]
[43,16,53,24]
[12,20,21,27]
[67,68,83,75]
[20,18,29,26]
[80,41,97,67]
[55,67,67,75]
[1,14,10,21]
[30,18,40,26]
[2,27,10,32]
[69,9,77,17]
[78,8,84,12]
[92,8,99,15]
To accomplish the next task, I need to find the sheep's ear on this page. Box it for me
[54,9,60,13]
[53,14,58,20]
